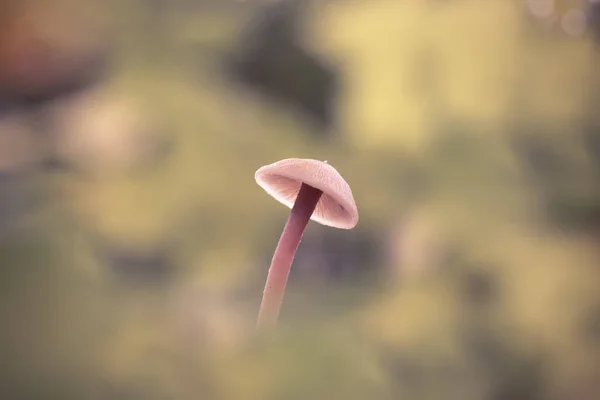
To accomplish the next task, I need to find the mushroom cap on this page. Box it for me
[255,158,358,229]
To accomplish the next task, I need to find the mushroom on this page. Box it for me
[254,158,359,329]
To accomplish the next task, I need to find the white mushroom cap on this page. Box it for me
[255,158,359,229]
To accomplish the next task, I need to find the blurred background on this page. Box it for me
[2,0,600,398]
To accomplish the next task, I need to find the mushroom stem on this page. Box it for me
[257,183,323,330]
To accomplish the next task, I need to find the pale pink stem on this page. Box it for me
[256,183,323,330]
